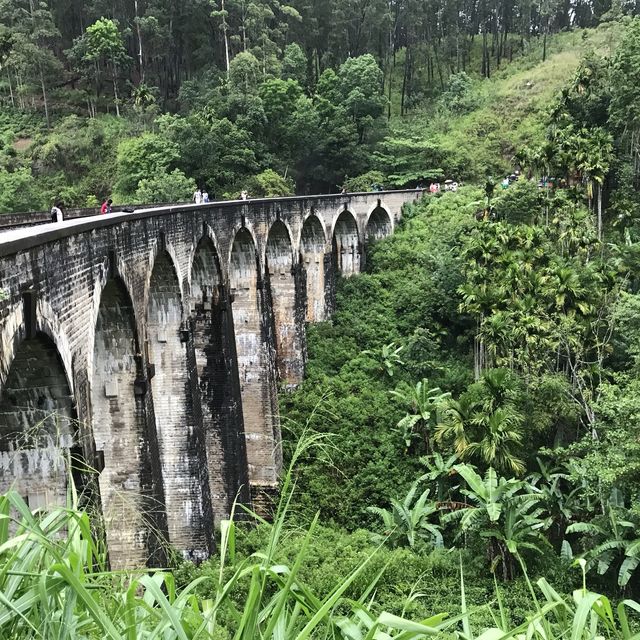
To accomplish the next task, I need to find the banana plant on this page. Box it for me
[567,505,640,587]
[367,480,443,550]
[362,341,405,378]
[444,464,548,580]
[419,452,459,502]
[390,378,450,452]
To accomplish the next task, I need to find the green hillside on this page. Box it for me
[380,22,623,185]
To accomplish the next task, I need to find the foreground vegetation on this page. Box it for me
[3,440,640,638]
[5,181,633,636]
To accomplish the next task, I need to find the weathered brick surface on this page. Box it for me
[147,249,213,560]
[265,221,304,387]
[190,235,250,524]
[300,215,326,323]
[91,279,154,568]
[0,190,422,567]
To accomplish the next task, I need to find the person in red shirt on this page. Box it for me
[100,199,113,214]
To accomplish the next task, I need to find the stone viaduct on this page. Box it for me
[0,190,421,567]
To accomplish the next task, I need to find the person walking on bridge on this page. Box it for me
[50,202,63,223]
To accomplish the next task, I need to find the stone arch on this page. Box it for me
[301,213,327,252]
[146,248,211,558]
[188,227,224,303]
[264,219,295,269]
[190,235,250,523]
[332,209,361,277]
[229,226,261,285]
[147,249,184,331]
[0,331,76,508]
[144,238,185,319]
[229,227,280,508]
[91,277,153,569]
[86,252,139,391]
[191,235,223,309]
[366,203,393,241]
[300,214,327,322]
[36,298,75,395]
[265,220,304,386]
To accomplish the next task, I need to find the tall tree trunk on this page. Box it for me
[7,70,14,107]
[387,63,392,119]
[16,72,24,109]
[597,182,603,240]
[400,48,409,116]
[112,65,120,117]
[221,0,230,78]
[134,0,145,81]
[39,66,50,128]
[433,43,445,91]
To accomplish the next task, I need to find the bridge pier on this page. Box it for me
[229,228,281,512]
[190,236,250,523]
[300,213,328,322]
[146,249,213,560]
[91,278,165,569]
[265,221,306,387]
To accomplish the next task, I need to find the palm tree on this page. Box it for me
[435,397,474,457]
[480,368,519,412]
[435,370,525,476]
[466,408,525,476]
[571,127,613,240]
[550,263,589,315]
[478,312,511,369]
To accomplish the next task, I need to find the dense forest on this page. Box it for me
[7,0,640,637]
[0,0,637,208]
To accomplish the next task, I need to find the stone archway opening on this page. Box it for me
[230,228,280,511]
[91,278,150,569]
[0,332,76,508]
[266,220,303,386]
[192,238,222,313]
[332,210,360,277]
[366,205,392,241]
[191,236,249,524]
[300,215,326,323]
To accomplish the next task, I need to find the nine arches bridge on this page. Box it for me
[0,189,422,567]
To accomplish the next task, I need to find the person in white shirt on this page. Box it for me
[193,189,202,204]
[50,202,63,223]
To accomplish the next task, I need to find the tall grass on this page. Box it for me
[0,432,638,638]
[0,433,451,639]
